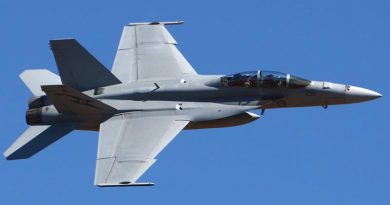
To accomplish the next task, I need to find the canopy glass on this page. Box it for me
[220,70,311,88]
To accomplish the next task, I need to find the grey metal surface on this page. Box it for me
[97,182,155,187]
[128,21,183,26]
[95,113,188,185]
[50,39,121,91]
[20,69,61,96]
[111,23,197,83]
[41,85,116,115]
[186,111,260,129]
[4,123,79,160]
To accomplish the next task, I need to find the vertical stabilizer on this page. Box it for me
[50,39,121,91]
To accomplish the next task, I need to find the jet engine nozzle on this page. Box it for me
[26,108,43,125]
[28,96,49,109]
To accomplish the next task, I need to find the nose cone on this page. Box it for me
[345,86,382,103]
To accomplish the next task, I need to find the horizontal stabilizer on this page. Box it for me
[20,69,61,96]
[4,123,79,160]
[50,39,121,91]
[41,85,117,115]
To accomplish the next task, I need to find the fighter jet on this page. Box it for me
[4,21,382,187]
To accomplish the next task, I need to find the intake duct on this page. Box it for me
[26,108,43,125]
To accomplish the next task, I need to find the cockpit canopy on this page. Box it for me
[220,70,311,88]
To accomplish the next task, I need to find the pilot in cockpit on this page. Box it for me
[220,70,311,89]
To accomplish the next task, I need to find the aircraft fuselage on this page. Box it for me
[25,74,381,131]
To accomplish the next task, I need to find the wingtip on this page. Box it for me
[127,20,184,26]
[3,151,10,159]
[49,38,77,43]
[3,145,32,160]
[96,182,155,187]
[49,39,78,48]
[3,144,15,160]
[3,151,27,160]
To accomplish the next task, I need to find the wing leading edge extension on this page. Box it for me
[95,113,189,187]
[111,21,197,83]
[41,84,116,115]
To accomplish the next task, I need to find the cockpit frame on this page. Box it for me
[220,70,311,89]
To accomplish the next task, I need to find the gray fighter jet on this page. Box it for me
[4,21,382,187]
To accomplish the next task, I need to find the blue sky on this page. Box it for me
[0,0,389,204]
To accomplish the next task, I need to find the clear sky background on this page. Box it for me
[0,0,389,204]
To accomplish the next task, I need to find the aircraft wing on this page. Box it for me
[95,112,189,186]
[111,21,198,83]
